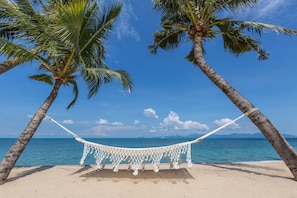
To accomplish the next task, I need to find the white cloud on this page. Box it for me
[90,125,137,137]
[134,120,140,125]
[144,108,159,119]
[116,0,140,41]
[96,119,108,125]
[112,121,123,126]
[255,0,286,18]
[62,119,74,124]
[149,126,158,133]
[238,0,291,21]
[160,111,209,131]
[96,119,123,126]
[214,118,240,129]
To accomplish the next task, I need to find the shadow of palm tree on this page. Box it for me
[7,166,53,183]
[208,163,294,181]
[70,165,93,175]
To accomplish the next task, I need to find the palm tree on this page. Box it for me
[0,0,132,184]
[149,0,297,179]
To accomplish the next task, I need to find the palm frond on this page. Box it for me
[216,20,268,60]
[149,28,187,54]
[114,69,133,93]
[236,21,297,36]
[80,1,122,54]
[222,31,269,60]
[78,2,98,43]
[152,0,180,15]
[217,19,297,60]
[66,80,79,109]
[0,0,49,38]
[81,67,132,98]
[0,0,57,57]
[29,74,53,85]
[226,0,257,11]
[0,37,48,63]
[53,0,88,54]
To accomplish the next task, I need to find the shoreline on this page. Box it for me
[12,159,283,167]
[2,161,297,198]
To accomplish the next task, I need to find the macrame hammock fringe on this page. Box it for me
[46,109,256,176]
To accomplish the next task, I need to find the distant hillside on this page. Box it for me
[183,133,297,139]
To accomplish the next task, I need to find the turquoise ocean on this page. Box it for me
[1,138,297,166]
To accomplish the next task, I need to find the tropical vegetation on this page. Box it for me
[149,0,297,179]
[0,0,132,184]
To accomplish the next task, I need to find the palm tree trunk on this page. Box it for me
[0,58,19,74]
[0,81,62,184]
[193,36,297,180]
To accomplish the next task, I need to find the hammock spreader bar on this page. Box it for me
[46,109,255,175]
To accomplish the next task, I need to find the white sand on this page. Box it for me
[1,161,297,198]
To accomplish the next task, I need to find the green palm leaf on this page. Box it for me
[54,0,88,54]
[29,74,53,85]
[151,0,297,60]
[81,67,132,98]
[149,28,187,54]
[0,38,47,63]
[0,0,132,109]
[66,79,79,109]
[80,2,123,54]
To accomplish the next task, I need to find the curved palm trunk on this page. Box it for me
[0,81,62,184]
[193,36,297,180]
[0,58,19,74]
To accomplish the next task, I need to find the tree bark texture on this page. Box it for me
[0,58,19,75]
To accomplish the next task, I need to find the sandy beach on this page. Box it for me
[1,161,297,198]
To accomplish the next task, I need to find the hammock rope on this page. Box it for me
[46,109,255,175]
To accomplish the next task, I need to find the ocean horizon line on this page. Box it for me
[1,132,296,139]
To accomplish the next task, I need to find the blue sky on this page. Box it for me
[1,0,297,138]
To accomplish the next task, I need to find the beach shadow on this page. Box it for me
[230,162,284,171]
[81,168,194,180]
[7,166,53,183]
[70,165,93,175]
[208,163,295,181]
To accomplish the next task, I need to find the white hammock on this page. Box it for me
[46,109,255,175]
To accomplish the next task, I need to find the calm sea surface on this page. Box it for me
[1,138,297,166]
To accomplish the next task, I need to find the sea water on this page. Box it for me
[1,138,297,166]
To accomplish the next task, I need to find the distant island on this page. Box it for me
[161,133,297,139]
